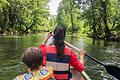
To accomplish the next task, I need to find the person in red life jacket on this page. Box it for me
[39,27,85,80]
[14,47,55,80]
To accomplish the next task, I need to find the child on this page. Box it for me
[14,47,55,80]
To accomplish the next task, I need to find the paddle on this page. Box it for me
[64,41,120,79]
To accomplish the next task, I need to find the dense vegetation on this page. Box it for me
[0,0,120,41]
[0,0,50,35]
[57,0,120,40]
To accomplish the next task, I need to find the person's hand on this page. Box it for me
[79,50,85,64]
[79,50,85,58]
[42,32,52,45]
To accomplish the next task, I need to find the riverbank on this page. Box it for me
[0,31,120,42]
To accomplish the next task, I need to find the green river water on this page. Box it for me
[0,33,120,80]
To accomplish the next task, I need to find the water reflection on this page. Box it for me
[0,33,120,80]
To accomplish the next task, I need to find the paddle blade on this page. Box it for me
[105,65,120,79]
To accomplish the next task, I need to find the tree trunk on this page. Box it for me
[101,0,111,40]
[69,10,74,34]
[9,6,16,30]
[23,21,36,33]
[90,0,98,39]
[69,0,74,35]
[2,7,9,34]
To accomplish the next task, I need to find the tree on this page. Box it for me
[0,0,49,35]
[57,0,82,35]
[78,0,120,40]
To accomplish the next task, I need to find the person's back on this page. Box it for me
[39,27,85,80]
[14,47,55,80]
[46,45,72,79]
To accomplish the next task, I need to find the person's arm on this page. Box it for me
[78,50,85,64]
[69,50,85,72]
[42,32,52,45]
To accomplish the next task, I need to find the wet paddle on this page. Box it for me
[64,41,120,79]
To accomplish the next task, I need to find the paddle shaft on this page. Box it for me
[64,41,105,66]
[46,35,105,66]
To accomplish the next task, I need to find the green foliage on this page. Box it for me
[57,0,120,40]
[0,0,49,34]
[56,0,83,35]
[81,0,120,40]
[0,0,120,40]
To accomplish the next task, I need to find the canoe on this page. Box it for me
[70,67,91,80]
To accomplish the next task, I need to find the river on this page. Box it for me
[0,33,119,80]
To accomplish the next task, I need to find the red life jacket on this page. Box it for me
[40,45,72,80]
